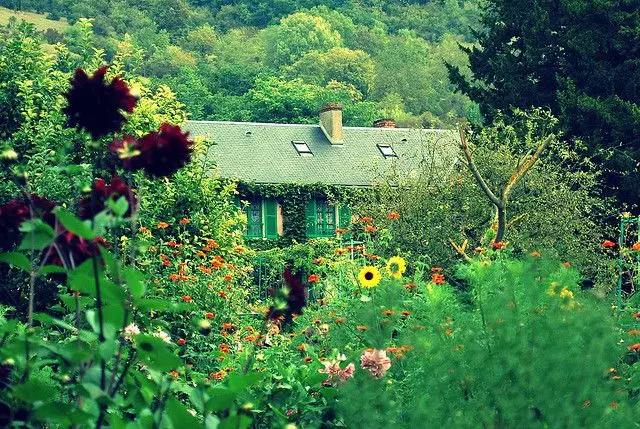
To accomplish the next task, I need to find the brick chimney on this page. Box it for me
[319,103,345,145]
[373,118,397,128]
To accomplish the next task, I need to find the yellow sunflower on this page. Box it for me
[386,256,407,279]
[358,266,381,288]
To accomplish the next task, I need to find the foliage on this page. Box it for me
[448,0,640,207]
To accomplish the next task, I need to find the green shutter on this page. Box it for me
[264,199,278,239]
[324,202,336,236]
[305,199,317,238]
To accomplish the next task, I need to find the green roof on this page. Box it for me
[185,120,460,187]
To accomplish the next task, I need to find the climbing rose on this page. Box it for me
[360,349,391,378]
[79,176,137,219]
[111,123,193,177]
[63,66,137,139]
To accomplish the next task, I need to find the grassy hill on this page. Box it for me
[0,6,67,32]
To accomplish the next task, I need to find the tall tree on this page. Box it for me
[448,0,640,207]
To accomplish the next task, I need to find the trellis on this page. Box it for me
[616,215,640,310]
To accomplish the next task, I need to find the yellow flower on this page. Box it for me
[358,266,381,288]
[559,287,574,300]
[386,256,407,279]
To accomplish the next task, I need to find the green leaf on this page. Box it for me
[124,267,146,298]
[18,219,55,250]
[54,207,95,239]
[107,196,129,217]
[218,415,251,429]
[165,397,200,428]
[0,252,31,271]
[134,334,182,372]
[12,378,56,402]
[205,387,236,413]
[39,264,67,275]
[227,372,262,394]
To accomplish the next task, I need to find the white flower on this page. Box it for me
[123,323,141,339]
[152,330,171,343]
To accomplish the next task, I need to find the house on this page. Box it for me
[184,103,459,242]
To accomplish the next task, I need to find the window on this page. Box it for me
[239,197,280,239]
[292,140,313,157]
[377,144,397,158]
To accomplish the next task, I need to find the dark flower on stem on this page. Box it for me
[63,66,137,139]
[0,195,56,249]
[267,266,308,324]
[46,230,109,268]
[78,176,137,219]
[111,124,193,177]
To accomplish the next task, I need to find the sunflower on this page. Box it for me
[358,266,381,288]
[386,256,407,279]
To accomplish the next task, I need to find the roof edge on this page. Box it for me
[186,119,455,133]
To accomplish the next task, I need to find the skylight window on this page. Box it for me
[377,144,397,158]
[292,140,313,157]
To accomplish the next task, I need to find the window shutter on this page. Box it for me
[325,202,336,236]
[305,199,317,237]
[246,198,263,238]
[264,199,278,239]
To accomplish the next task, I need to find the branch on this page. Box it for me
[458,128,503,209]
[502,134,553,202]
[449,238,472,262]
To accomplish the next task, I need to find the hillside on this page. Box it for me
[0,6,67,32]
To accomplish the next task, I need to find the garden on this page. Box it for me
[1,1,640,428]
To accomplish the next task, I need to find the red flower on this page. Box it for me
[364,224,377,233]
[112,123,193,177]
[205,312,215,319]
[431,273,446,285]
[63,66,137,139]
[223,274,233,282]
[219,343,230,353]
[179,217,190,225]
[176,338,186,346]
[387,211,400,220]
[602,240,617,249]
[308,274,319,283]
[492,241,506,250]
[79,176,137,219]
[360,216,373,223]
[181,295,192,303]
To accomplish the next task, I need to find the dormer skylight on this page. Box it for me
[292,140,313,157]
[377,144,397,158]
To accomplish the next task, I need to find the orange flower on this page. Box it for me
[356,325,368,332]
[218,291,227,299]
[223,274,233,282]
[181,295,193,303]
[401,310,411,317]
[492,241,506,250]
[562,261,572,268]
[169,274,181,281]
[205,312,215,319]
[602,240,616,248]
[364,224,378,233]
[382,309,395,317]
[308,274,319,283]
[207,239,220,249]
[632,242,640,251]
[335,248,347,255]
[179,217,190,225]
[431,266,443,273]
[211,259,224,269]
[198,265,212,274]
[530,251,541,258]
[304,356,313,363]
[335,228,349,234]
[168,370,179,379]
[335,317,346,324]
[219,343,231,353]
[222,322,234,331]
[313,257,325,265]
[157,222,169,229]
[234,245,245,253]
[404,282,416,291]
[297,343,307,351]
[609,401,618,409]
[431,273,445,285]
[360,216,373,223]
[196,251,206,258]
[139,226,150,234]
[628,343,640,352]
[176,338,186,346]
[166,240,180,248]
[211,370,227,380]
[387,211,400,220]
[244,335,256,342]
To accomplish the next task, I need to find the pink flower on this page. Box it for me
[360,349,391,378]
[319,359,355,386]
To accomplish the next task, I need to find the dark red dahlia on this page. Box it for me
[78,176,137,219]
[63,66,137,139]
[45,230,109,268]
[267,266,308,324]
[111,124,193,177]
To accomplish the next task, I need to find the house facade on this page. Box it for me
[184,103,459,242]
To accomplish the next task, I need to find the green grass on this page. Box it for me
[0,6,68,32]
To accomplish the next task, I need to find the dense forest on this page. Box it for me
[0,0,482,127]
